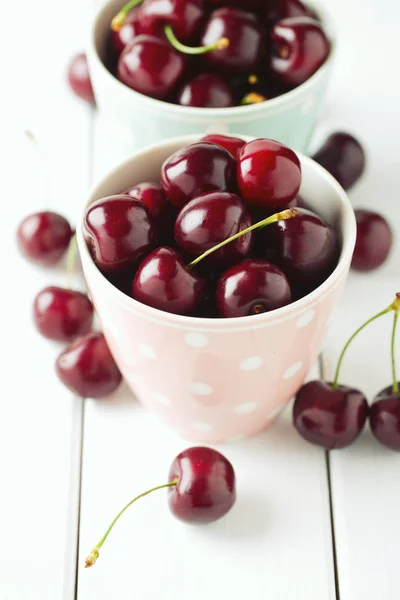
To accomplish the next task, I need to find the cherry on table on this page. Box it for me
[370,385,400,451]
[312,132,366,190]
[56,332,122,398]
[17,211,73,266]
[161,142,236,209]
[33,286,93,342]
[201,134,245,159]
[84,194,157,274]
[138,0,206,43]
[352,209,393,272]
[67,53,95,104]
[177,72,234,108]
[270,17,330,86]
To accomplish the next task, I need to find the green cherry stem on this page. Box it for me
[111,0,143,31]
[164,25,229,55]
[66,234,77,289]
[391,310,399,394]
[187,208,298,269]
[332,293,400,390]
[84,480,178,569]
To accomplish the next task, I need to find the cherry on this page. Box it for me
[122,182,168,223]
[56,332,122,398]
[201,8,264,74]
[237,138,301,210]
[174,191,253,268]
[84,446,236,568]
[161,142,236,209]
[118,36,187,100]
[208,0,264,12]
[17,211,73,266]
[200,134,245,159]
[33,286,93,342]
[267,0,315,24]
[138,0,205,43]
[110,8,144,58]
[217,259,291,318]
[352,209,393,272]
[67,53,95,104]
[132,247,206,315]
[312,133,366,191]
[177,72,234,108]
[270,17,330,86]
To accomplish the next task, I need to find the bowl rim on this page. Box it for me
[87,0,337,118]
[77,134,356,330]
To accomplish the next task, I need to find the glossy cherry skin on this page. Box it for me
[17,211,73,266]
[67,53,95,104]
[270,18,330,86]
[84,195,157,274]
[56,332,122,398]
[352,209,393,272]
[139,0,205,42]
[110,8,144,58]
[122,182,168,223]
[237,138,301,209]
[201,134,245,159]
[132,247,206,315]
[267,0,315,24]
[33,287,94,342]
[201,8,264,75]
[293,380,369,449]
[175,192,252,268]
[118,36,186,100]
[177,73,234,108]
[370,385,400,450]
[168,446,236,523]
[161,142,236,209]
[217,259,291,318]
[312,133,366,191]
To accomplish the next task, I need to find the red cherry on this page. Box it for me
[293,380,369,449]
[237,138,301,209]
[33,286,93,342]
[217,259,292,318]
[174,191,253,268]
[132,247,206,315]
[118,36,187,100]
[84,195,157,274]
[270,17,330,86]
[161,142,236,209]
[201,134,245,159]
[56,332,122,398]
[122,182,167,223]
[110,8,144,58]
[208,0,264,12]
[17,211,73,266]
[177,72,234,108]
[139,0,205,42]
[370,385,400,451]
[352,209,393,271]
[67,53,95,104]
[312,133,366,191]
[267,0,315,24]
[168,446,236,523]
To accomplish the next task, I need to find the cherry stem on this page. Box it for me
[111,0,143,31]
[332,293,400,390]
[391,311,399,394]
[66,234,77,289]
[241,92,267,105]
[188,208,298,269]
[164,25,229,55]
[84,480,178,569]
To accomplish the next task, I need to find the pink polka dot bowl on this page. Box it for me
[77,135,356,443]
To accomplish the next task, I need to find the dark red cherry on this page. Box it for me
[174,191,252,268]
[237,138,301,209]
[293,380,369,449]
[56,332,122,398]
[67,53,95,104]
[122,182,168,223]
[312,133,366,190]
[139,0,205,43]
[267,0,315,24]
[118,36,186,100]
[177,72,234,108]
[110,8,144,58]
[161,142,236,209]
[84,195,157,274]
[208,0,264,12]
[352,209,393,272]
[33,286,94,342]
[262,208,338,290]
[370,385,400,451]
[217,259,291,318]
[132,247,206,315]
[270,17,330,86]
[201,8,264,75]
[201,134,245,159]
[168,446,236,523]
[17,211,73,266]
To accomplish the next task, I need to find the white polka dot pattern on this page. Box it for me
[240,356,263,371]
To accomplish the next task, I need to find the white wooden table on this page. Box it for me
[2,0,399,598]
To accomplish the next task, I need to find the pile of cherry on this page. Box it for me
[98,0,331,106]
